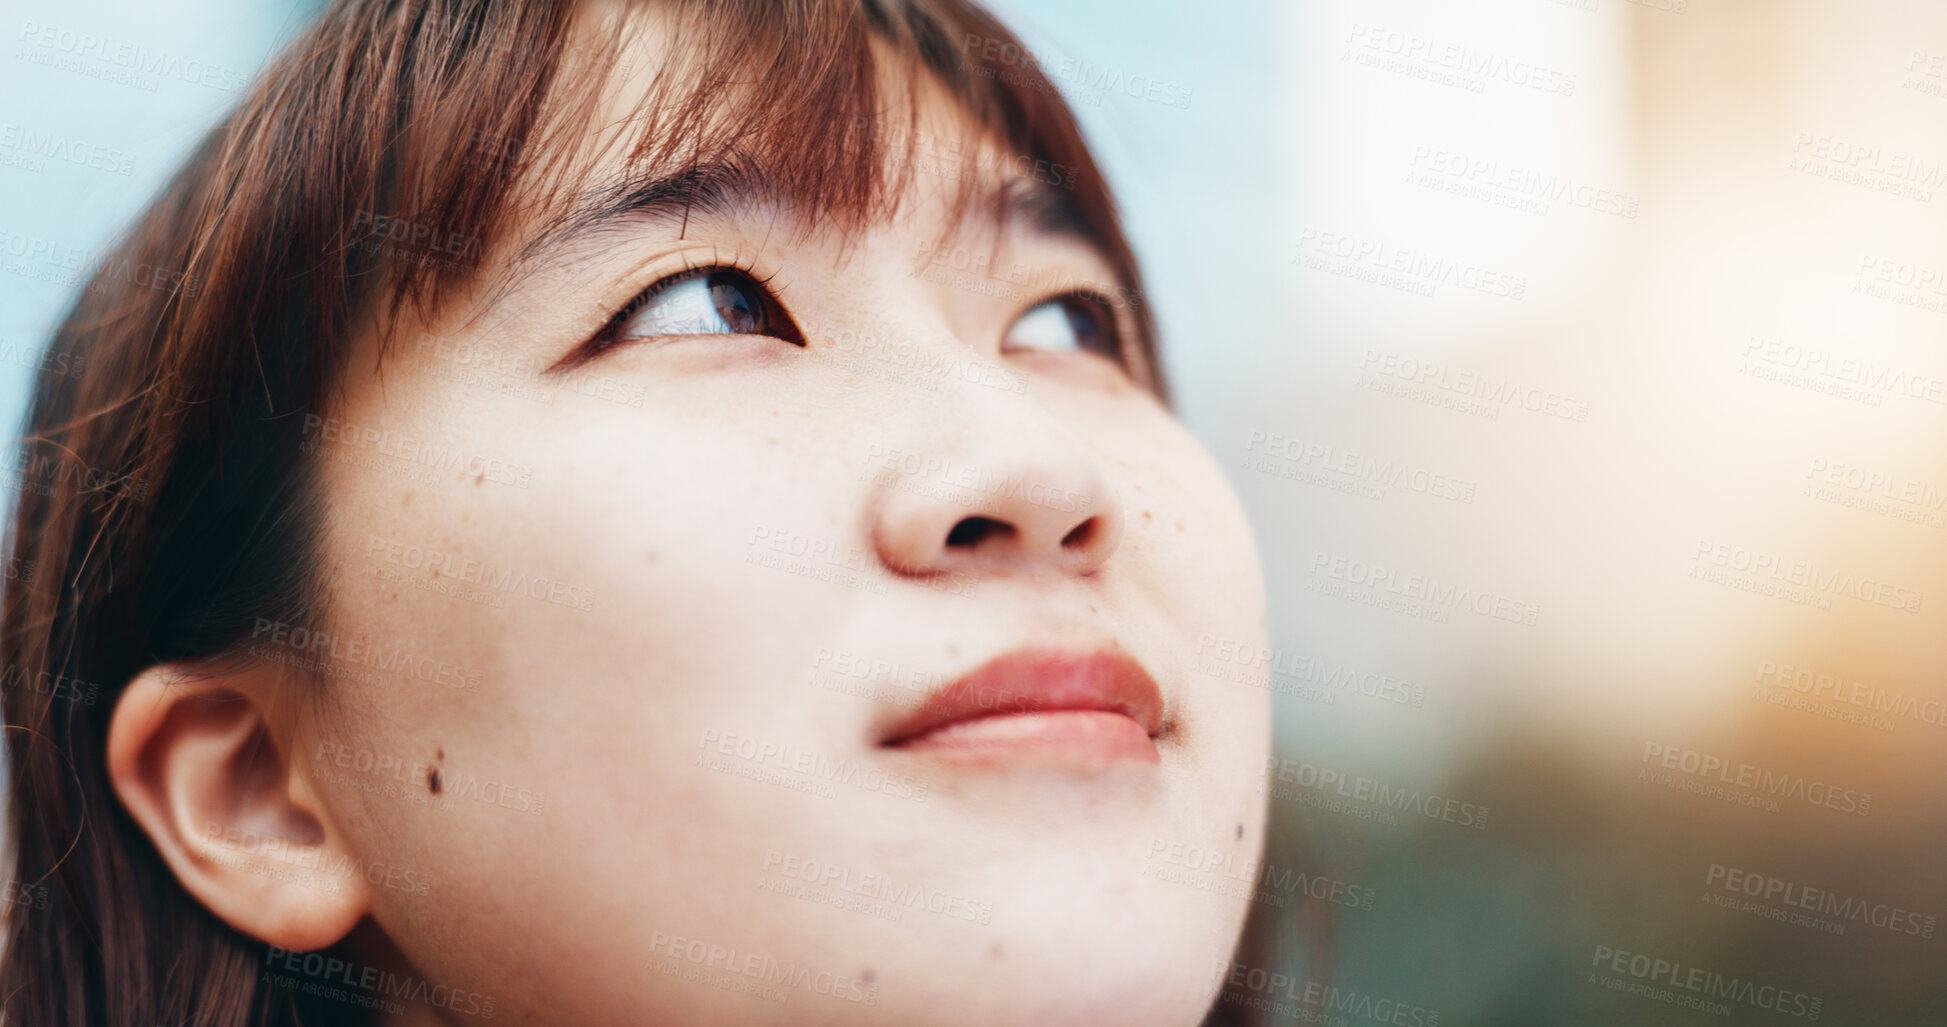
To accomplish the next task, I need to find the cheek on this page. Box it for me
[302,401,876,1012]
[1110,414,1273,796]
[311,397,868,849]
[1102,403,1268,640]
[307,365,1274,1020]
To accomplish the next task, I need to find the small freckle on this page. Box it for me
[428,768,443,794]
[1236,823,1244,840]
[401,493,412,507]
[1175,521,1184,532]
[436,746,444,761]
[431,567,440,578]
[1142,510,1153,521]
[860,968,875,985]
[474,472,484,485]
[988,943,1004,960]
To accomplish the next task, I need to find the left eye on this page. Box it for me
[1001,293,1123,362]
[596,267,803,350]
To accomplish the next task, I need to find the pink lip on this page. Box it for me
[878,649,1165,765]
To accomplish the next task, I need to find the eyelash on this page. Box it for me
[1008,289,1130,365]
[587,256,796,353]
[570,261,1131,373]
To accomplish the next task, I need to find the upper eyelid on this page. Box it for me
[609,260,781,335]
[607,265,710,322]
[547,252,788,374]
[551,249,1137,374]
[1005,289,1132,356]
[608,259,766,323]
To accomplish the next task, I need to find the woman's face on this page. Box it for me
[300,39,1270,1027]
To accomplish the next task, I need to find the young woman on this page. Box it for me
[0,1,1273,1023]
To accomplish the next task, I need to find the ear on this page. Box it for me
[107,661,371,951]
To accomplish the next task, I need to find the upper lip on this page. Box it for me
[877,647,1166,748]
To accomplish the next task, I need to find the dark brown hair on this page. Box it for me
[0,1,1161,1024]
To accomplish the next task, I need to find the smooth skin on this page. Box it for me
[108,18,1272,1027]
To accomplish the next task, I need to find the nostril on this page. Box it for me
[1061,517,1098,550]
[946,516,1015,549]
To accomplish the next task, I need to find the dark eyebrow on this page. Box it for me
[501,157,1107,292]
[501,159,777,287]
[998,175,1095,242]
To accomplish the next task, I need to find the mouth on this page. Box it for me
[876,648,1166,766]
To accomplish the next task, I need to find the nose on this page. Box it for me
[868,408,1125,580]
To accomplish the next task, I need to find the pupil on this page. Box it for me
[1065,300,1101,351]
[709,272,760,333]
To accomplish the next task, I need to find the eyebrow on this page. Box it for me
[499,157,1105,289]
[501,159,772,285]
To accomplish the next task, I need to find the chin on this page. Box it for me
[941,885,1241,1026]
[961,950,1225,1027]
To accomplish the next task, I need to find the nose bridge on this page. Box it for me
[863,371,1124,579]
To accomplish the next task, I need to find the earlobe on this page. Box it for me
[106,662,371,952]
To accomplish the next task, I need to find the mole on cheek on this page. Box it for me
[429,749,444,794]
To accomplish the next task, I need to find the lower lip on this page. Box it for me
[890,710,1159,765]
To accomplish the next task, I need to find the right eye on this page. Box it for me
[591,266,804,352]
[1001,292,1124,364]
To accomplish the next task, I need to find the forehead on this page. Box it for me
[484,3,1099,280]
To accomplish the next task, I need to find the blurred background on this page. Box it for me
[5,0,1943,1023]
